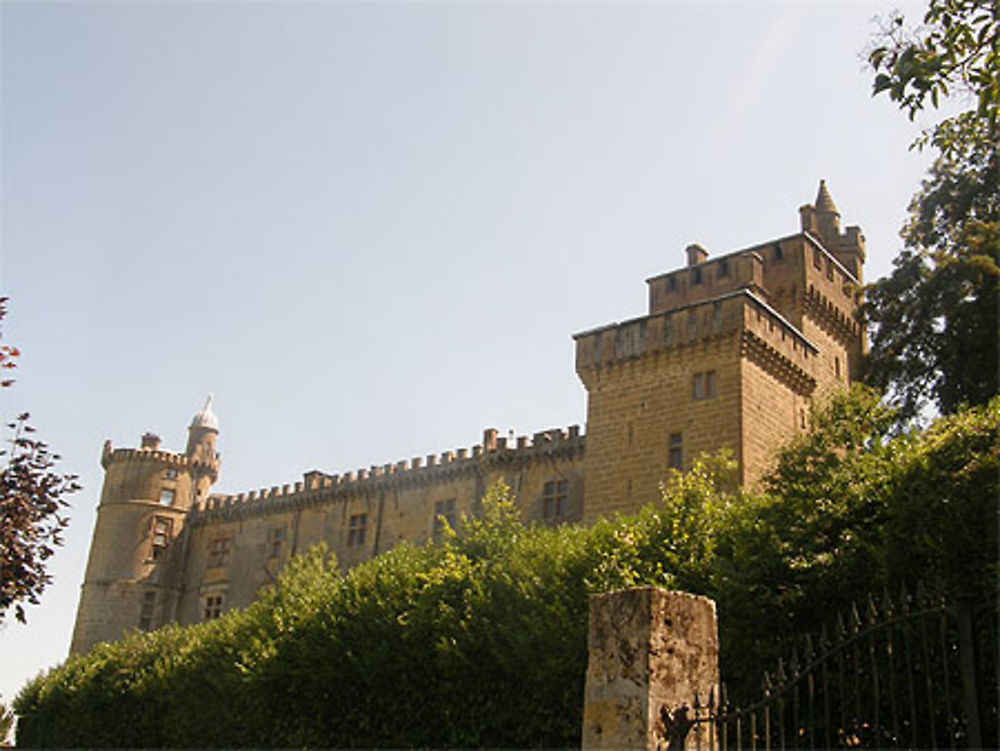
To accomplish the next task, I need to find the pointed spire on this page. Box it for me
[815,179,839,214]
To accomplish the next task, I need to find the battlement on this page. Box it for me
[101,442,191,470]
[574,289,817,377]
[191,425,585,523]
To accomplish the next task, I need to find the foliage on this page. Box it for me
[869,0,997,148]
[863,0,999,418]
[0,700,12,746]
[862,147,998,418]
[0,299,78,624]
[13,398,997,746]
[712,387,998,700]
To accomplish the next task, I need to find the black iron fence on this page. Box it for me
[661,583,997,750]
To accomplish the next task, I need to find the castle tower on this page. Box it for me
[69,399,220,655]
[575,182,865,522]
[799,180,867,283]
[186,395,220,503]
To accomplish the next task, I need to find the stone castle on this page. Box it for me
[71,182,866,654]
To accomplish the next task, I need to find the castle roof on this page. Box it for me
[190,394,219,432]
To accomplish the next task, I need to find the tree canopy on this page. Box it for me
[863,0,999,418]
[0,299,78,624]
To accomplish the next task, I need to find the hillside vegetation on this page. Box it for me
[15,388,997,748]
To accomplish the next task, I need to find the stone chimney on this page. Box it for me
[685,244,709,267]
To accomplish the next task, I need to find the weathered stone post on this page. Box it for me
[581,587,719,751]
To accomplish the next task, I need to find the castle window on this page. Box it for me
[433,499,457,539]
[138,590,156,631]
[813,247,822,269]
[268,527,285,559]
[826,259,834,281]
[159,488,175,506]
[668,275,677,292]
[835,357,841,379]
[543,480,568,519]
[151,517,172,561]
[348,513,367,547]
[164,467,177,480]
[693,371,717,400]
[692,268,702,285]
[208,536,231,568]
[668,433,683,470]
[203,594,224,621]
[773,244,783,261]
[717,259,729,277]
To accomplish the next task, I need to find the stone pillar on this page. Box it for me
[581,587,719,751]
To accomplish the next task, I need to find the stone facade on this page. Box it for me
[70,182,865,655]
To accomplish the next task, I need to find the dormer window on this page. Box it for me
[164,467,177,480]
[159,488,175,506]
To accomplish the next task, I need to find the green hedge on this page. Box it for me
[15,391,997,748]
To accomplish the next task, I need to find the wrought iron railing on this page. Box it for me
[659,583,997,750]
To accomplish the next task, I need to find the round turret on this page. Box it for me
[185,394,221,501]
[71,399,223,655]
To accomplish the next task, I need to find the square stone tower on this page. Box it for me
[575,181,865,522]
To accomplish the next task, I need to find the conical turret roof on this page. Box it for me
[815,180,839,214]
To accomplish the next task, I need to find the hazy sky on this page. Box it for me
[1,0,934,708]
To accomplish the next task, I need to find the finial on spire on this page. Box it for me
[190,394,219,431]
[815,180,839,214]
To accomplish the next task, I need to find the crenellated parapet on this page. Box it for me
[189,425,585,525]
[801,283,864,346]
[574,289,817,389]
[101,444,190,470]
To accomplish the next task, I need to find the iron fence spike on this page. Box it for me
[836,611,847,638]
[898,581,910,613]
[819,622,831,650]
[804,632,815,661]
[866,592,879,624]
[790,647,800,677]
[850,601,862,633]
[881,586,894,617]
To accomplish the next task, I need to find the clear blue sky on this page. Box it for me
[1,0,933,709]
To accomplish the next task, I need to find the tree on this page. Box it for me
[0,298,78,623]
[0,699,13,747]
[863,0,998,418]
